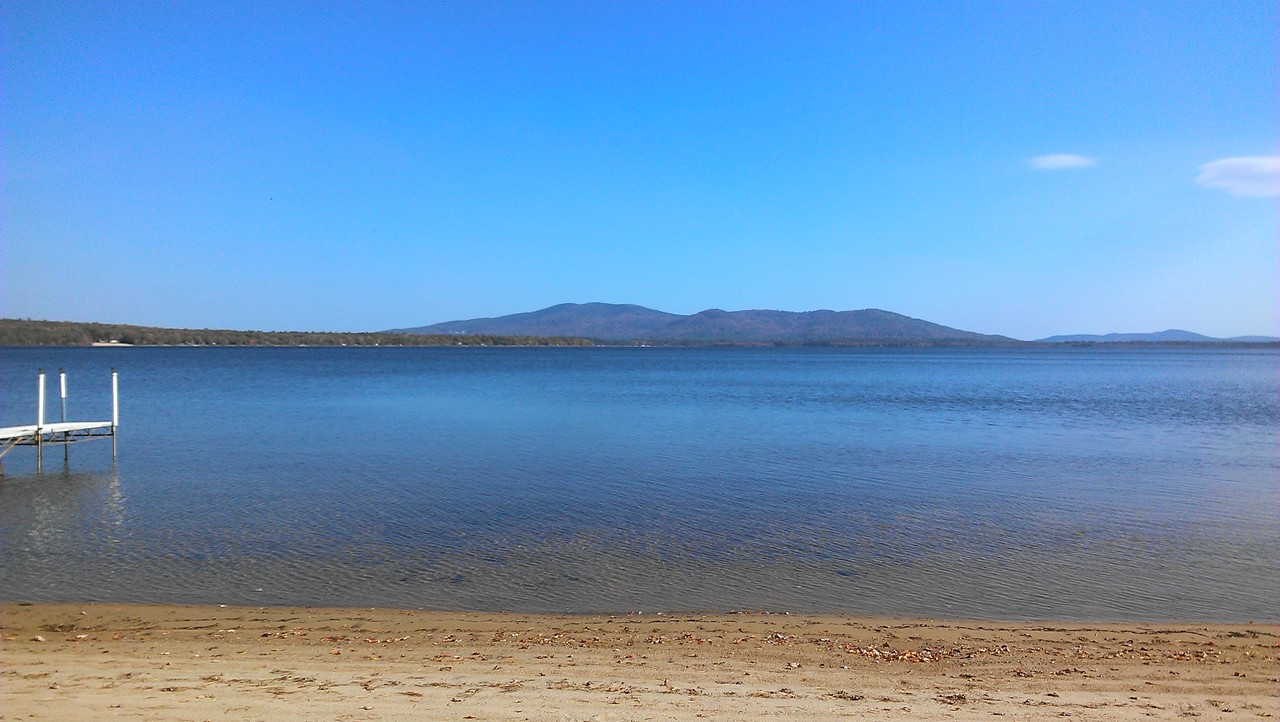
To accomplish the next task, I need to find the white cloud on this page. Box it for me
[1196,156,1280,198]
[1029,154,1097,170]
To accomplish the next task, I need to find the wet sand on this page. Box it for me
[2,603,1275,720]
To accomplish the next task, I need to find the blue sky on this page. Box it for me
[3,1,1276,339]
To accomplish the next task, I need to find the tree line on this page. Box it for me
[0,319,595,347]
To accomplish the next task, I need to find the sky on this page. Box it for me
[2,1,1276,340]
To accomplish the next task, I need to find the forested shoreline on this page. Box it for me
[4,319,1273,349]
[0,319,594,347]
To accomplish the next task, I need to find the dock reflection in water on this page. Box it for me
[0,467,128,599]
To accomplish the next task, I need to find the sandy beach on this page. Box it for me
[1,603,1275,721]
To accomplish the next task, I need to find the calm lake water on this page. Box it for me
[1,346,1276,621]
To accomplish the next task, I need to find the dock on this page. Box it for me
[0,368,118,472]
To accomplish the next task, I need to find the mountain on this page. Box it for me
[1039,329,1279,343]
[391,303,1018,344]
[390,303,684,339]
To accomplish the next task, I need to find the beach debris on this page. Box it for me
[748,688,798,699]
[31,636,45,642]
[40,623,77,633]
[826,690,865,701]
[261,628,308,639]
[811,638,1013,663]
[449,687,481,702]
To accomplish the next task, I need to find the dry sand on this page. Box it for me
[1,603,1275,721]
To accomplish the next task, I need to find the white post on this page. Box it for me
[37,369,45,430]
[60,369,68,463]
[36,369,45,472]
[111,368,118,460]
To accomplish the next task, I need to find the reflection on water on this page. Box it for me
[0,466,126,536]
[0,347,1276,620]
[0,466,128,600]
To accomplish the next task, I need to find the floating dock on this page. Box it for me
[0,368,118,472]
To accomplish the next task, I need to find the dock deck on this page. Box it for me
[0,421,117,443]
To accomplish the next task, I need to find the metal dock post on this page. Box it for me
[36,369,45,472]
[111,368,119,461]
[60,369,69,463]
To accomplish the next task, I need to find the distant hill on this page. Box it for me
[1039,329,1279,343]
[391,303,1020,345]
[393,303,685,340]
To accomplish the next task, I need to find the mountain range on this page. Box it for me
[1037,330,1279,343]
[392,303,1279,345]
[391,303,1019,344]
[1,310,1272,347]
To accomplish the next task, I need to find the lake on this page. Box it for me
[1,346,1275,621]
